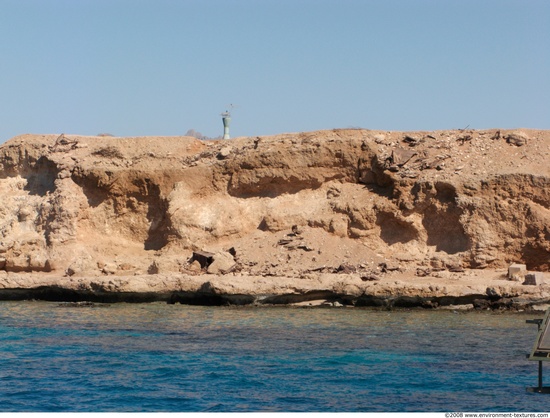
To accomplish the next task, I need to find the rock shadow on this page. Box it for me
[71,171,110,208]
[23,156,57,196]
[422,205,469,254]
[72,172,170,251]
[376,211,418,245]
[521,242,550,272]
[143,182,170,251]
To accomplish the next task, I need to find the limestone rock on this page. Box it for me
[0,128,548,284]
[188,260,202,273]
[207,252,236,275]
[147,257,184,275]
[217,146,233,159]
[329,217,348,237]
[505,131,529,146]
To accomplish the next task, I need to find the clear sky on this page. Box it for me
[0,0,548,143]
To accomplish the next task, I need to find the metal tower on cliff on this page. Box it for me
[221,104,235,140]
[221,110,231,139]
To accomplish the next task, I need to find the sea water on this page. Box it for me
[0,301,549,412]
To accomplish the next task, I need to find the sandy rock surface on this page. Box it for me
[0,128,548,306]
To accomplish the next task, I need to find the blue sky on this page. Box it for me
[0,0,548,142]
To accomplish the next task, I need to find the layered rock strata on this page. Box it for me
[0,129,548,308]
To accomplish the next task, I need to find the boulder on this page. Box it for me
[207,252,236,274]
[188,260,202,272]
[5,250,51,272]
[505,131,529,146]
[328,217,348,237]
[101,263,118,275]
[63,252,98,277]
[391,147,417,166]
[29,253,52,272]
[217,146,233,159]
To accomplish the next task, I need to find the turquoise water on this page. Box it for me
[0,301,549,412]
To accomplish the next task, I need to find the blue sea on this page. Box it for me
[1,301,549,412]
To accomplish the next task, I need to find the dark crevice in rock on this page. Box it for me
[355,293,488,309]
[227,173,331,199]
[0,287,171,303]
[168,292,255,306]
[71,170,110,208]
[260,290,340,305]
[23,156,58,196]
[0,286,544,311]
[521,242,550,272]
[141,180,170,251]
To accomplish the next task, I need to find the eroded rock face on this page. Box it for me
[0,129,548,278]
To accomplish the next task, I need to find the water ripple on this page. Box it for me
[0,302,549,412]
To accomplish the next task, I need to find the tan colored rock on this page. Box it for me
[101,263,118,275]
[505,131,529,146]
[0,128,547,298]
[207,252,236,275]
[329,217,348,237]
[188,260,202,273]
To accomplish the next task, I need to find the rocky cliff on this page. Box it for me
[0,129,549,307]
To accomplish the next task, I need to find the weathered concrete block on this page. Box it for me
[523,273,545,286]
[508,263,526,279]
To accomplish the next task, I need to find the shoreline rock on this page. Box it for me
[0,269,548,311]
[0,129,548,310]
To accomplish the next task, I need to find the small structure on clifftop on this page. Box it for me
[221,110,231,139]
